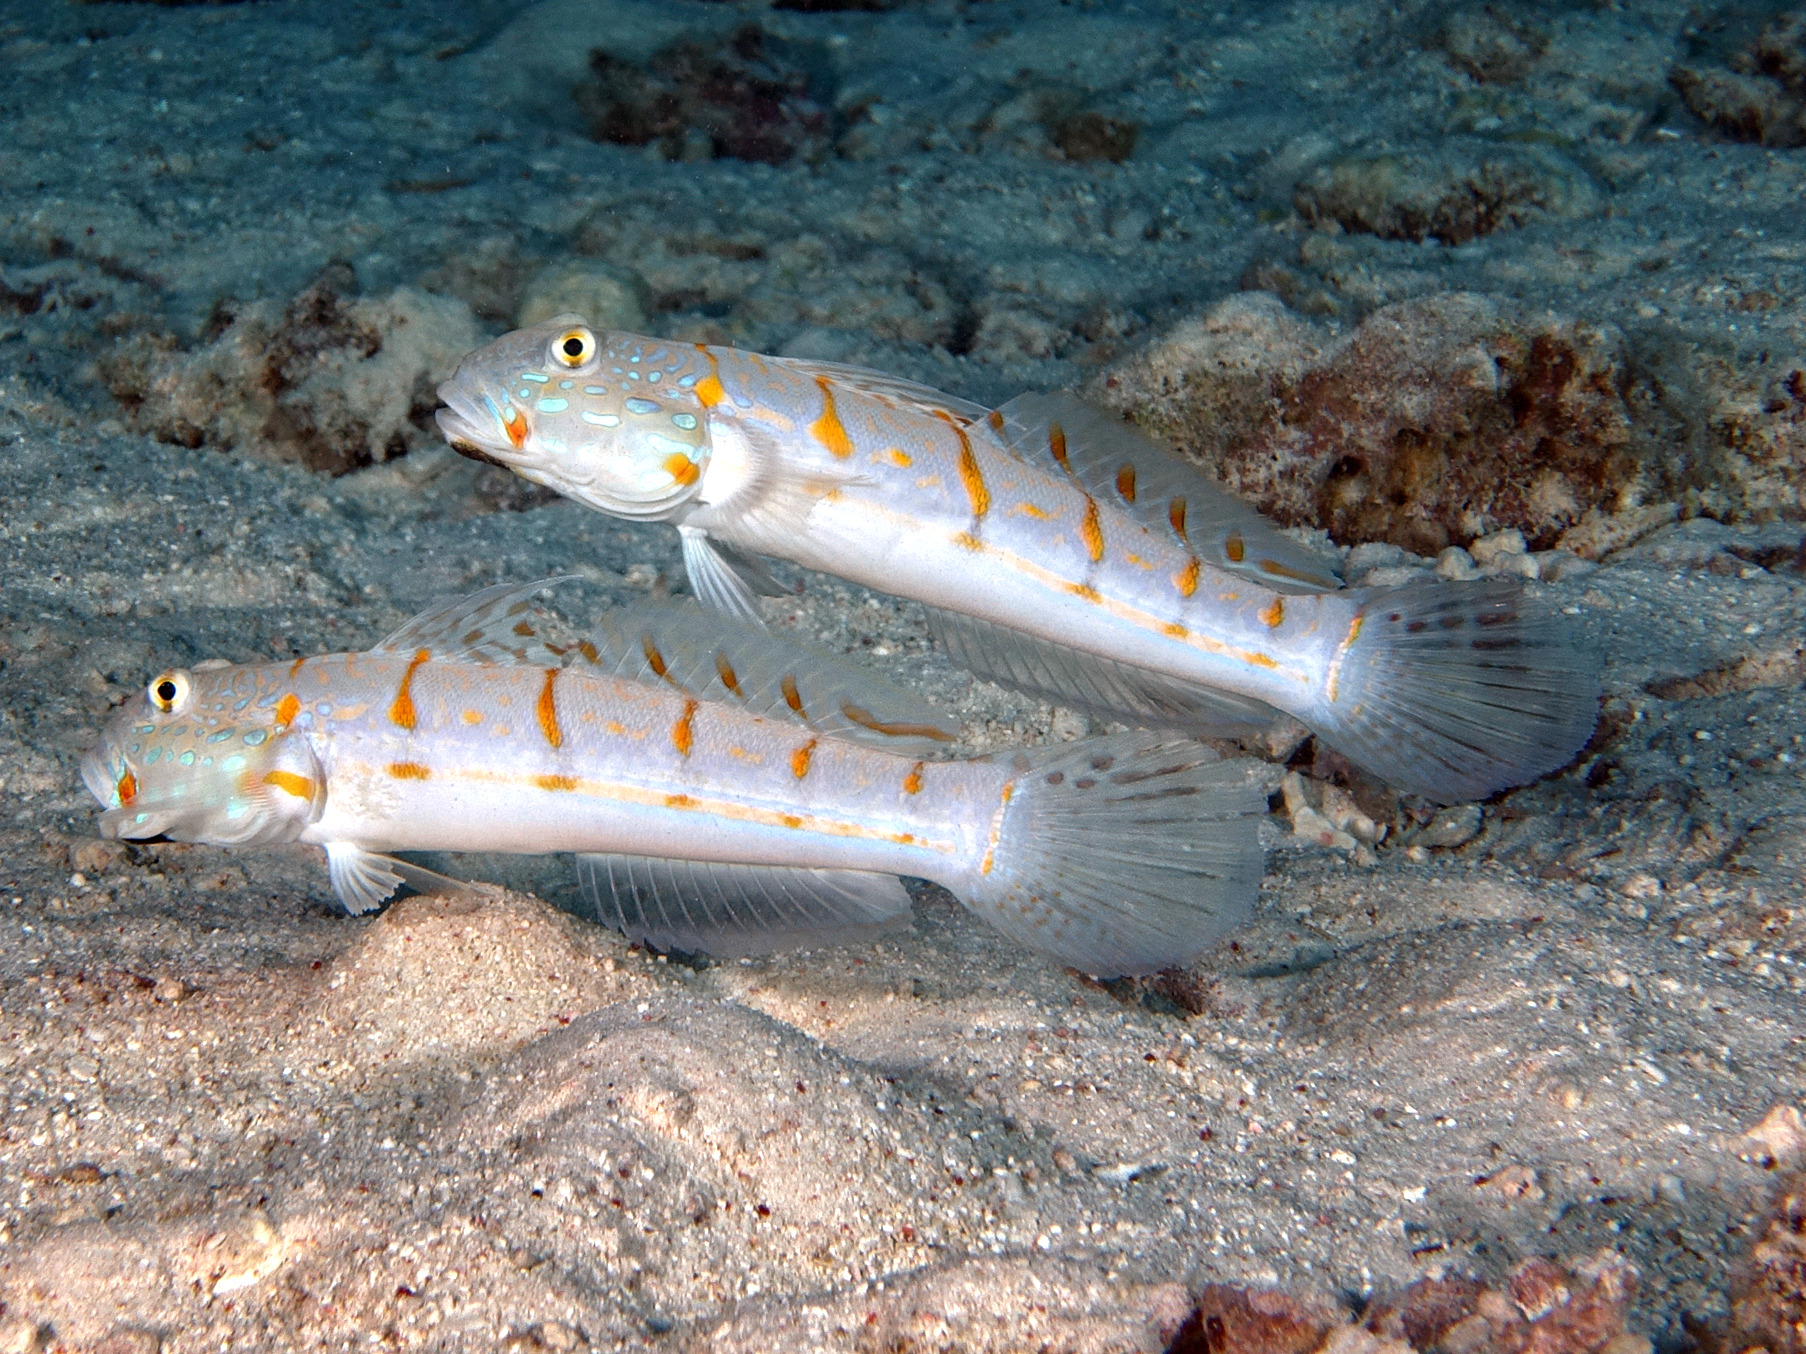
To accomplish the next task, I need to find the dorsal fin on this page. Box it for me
[777,355,991,424]
[583,600,958,755]
[371,577,581,666]
[995,393,1343,595]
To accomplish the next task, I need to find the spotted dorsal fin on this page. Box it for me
[371,577,581,666]
[995,393,1343,595]
[777,356,991,425]
[582,599,958,755]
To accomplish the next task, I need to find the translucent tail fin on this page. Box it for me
[960,736,1265,978]
[1316,579,1600,803]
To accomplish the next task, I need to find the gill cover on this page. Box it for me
[436,315,713,522]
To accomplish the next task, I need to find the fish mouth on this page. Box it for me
[435,383,517,463]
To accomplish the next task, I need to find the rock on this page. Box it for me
[573,23,831,166]
[105,266,481,475]
[515,260,650,332]
[1435,546,1481,581]
[1416,803,1483,850]
[1672,11,1806,148]
[1093,292,1679,555]
[1437,6,1548,84]
[1730,1175,1806,1354]
[1738,1103,1806,1171]
[1292,140,1597,246]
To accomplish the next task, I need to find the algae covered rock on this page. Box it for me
[105,264,481,475]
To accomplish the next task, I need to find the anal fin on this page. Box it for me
[924,607,1281,736]
[573,854,913,956]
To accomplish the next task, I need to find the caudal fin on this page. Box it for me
[961,736,1265,977]
[1317,579,1600,803]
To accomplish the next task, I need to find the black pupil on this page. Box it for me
[156,681,177,702]
[563,336,584,357]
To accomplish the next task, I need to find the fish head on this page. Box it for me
[82,662,324,848]
[436,315,714,522]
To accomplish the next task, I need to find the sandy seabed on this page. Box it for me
[2,0,1805,1349]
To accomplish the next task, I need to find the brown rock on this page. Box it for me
[1730,1177,1806,1354]
[1093,292,1688,554]
[1165,1284,1342,1354]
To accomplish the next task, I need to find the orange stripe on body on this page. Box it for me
[1080,497,1105,563]
[941,416,989,520]
[537,668,563,748]
[809,377,855,458]
[1258,597,1285,628]
[536,774,579,792]
[979,781,1015,876]
[903,761,925,795]
[672,698,698,757]
[790,738,817,780]
[693,348,725,408]
[1174,556,1201,598]
[388,762,431,780]
[388,649,430,730]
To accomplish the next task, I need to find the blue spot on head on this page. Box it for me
[648,371,662,382]
[672,413,698,430]
[256,693,278,708]
[129,743,141,754]
[677,373,698,387]
[179,751,195,766]
[145,747,163,765]
[536,397,570,413]
[518,389,532,401]
[315,703,332,716]
[243,729,268,746]
[584,385,608,395]
[560,379,574,390]
[520,372,550,383]
[208,728,236,743]
[625,397,659,416]
[233,697,250,711]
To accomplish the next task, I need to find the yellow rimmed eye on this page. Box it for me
[553,327,596,368]
[147,670,191,713]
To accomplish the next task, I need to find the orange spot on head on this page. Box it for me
[262,770,316,800]
[503,403,527,449]
[954,425,989,519]
[1080,496,1105,563]
[536,774,579,792]
[693,349,725,408]
[1259,597,1285,628]
[781,674,806,717]
[115,770,137,806]
[275,693,301,728]
[1174,557,1201,598]
[1168,496,1189,543]
[1115,463,1137,503]
[388,649,430,730]
[790,738,818,780]
[903,761,925,795]
[664,452,700,487]
[715,652,742,695]
[672,698,698,757]
[1226,531,1246,564]
[537,668,563,748]
[809,377,855,458]
[387,762,432,780]
[462,708,483,725]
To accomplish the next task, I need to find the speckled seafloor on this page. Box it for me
[2,0,1805,1349]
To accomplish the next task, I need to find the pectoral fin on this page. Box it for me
[324,844,476,915]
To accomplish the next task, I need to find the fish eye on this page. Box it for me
[147,670,191,713]
[553,327,596,368]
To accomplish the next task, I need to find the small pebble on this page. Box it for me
[1434,547,1480,581]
